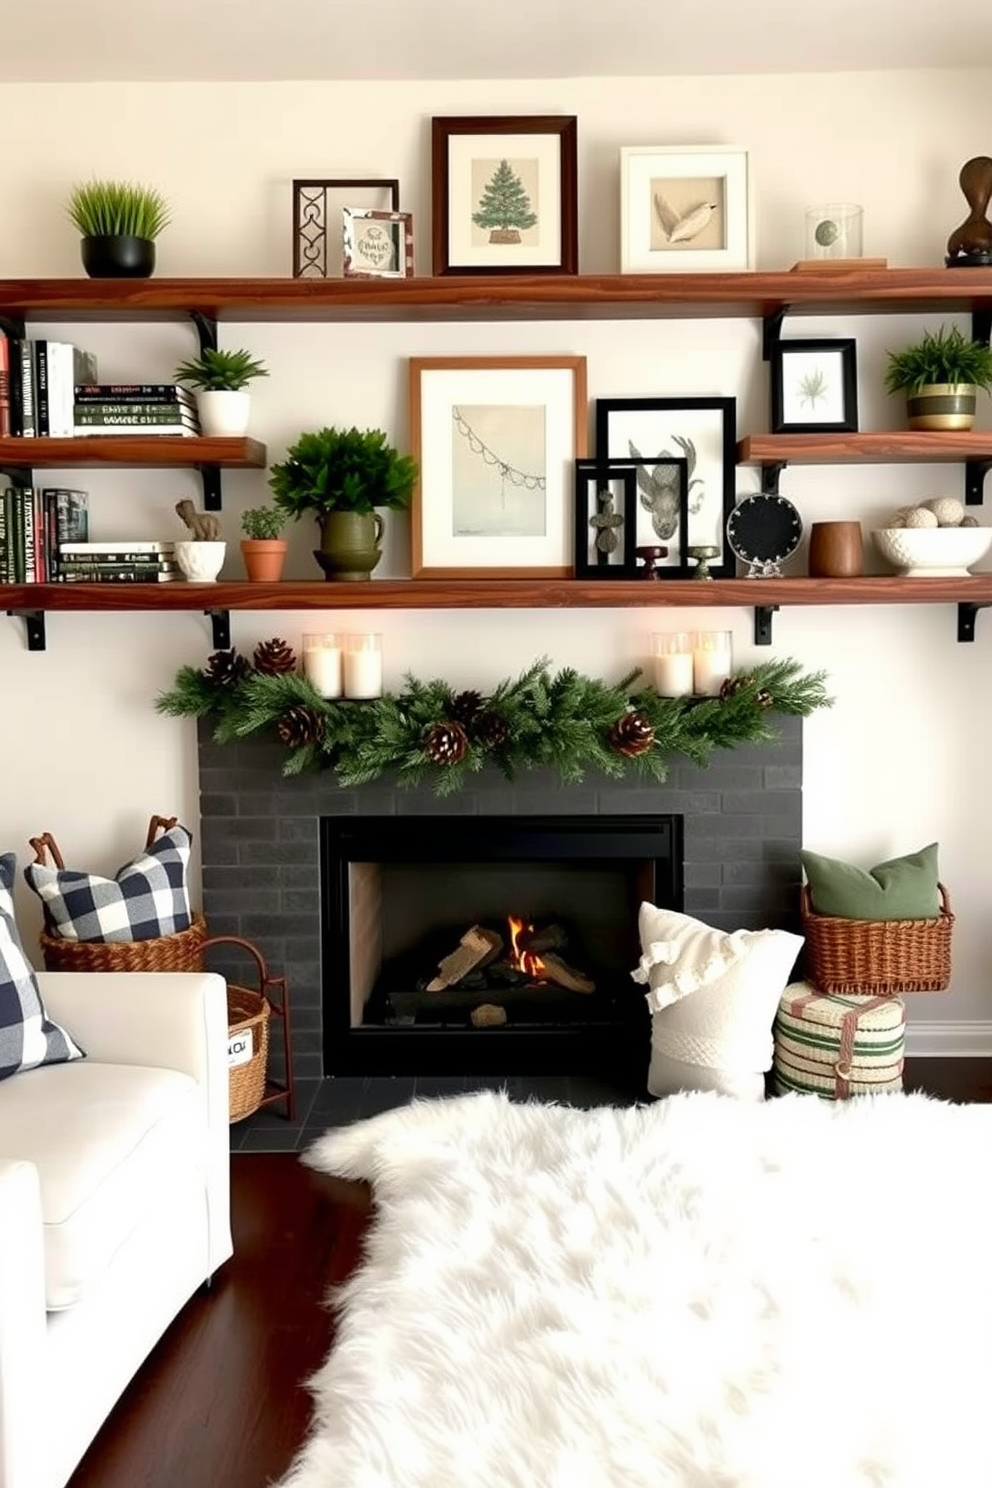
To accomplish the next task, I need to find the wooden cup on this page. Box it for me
[808,521,864,578]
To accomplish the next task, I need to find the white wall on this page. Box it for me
[1,70,991,1048]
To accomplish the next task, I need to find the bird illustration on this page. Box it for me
[653,195,718,244]
[629,437,703,539]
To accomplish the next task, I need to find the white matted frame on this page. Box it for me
[410,355,588,577]
[620,146,751,273]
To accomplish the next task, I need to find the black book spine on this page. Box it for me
[34,341,49,437]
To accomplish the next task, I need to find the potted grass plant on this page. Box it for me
[268,425,417,581]
[884,324,992,430]
[240,504,288,583]
[66,179,171,278]
[173,347,269,437]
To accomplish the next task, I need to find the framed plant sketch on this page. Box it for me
[409,355,588,577]
[431,116,578,276]
[574,458,690,579]
[770,338,859,433]
[343,209,414,278]
[619,146,750,273]
[594,396,737,577]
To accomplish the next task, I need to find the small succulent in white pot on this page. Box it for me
[174,347,269,437]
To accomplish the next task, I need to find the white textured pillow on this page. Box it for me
[632,903,803,1100]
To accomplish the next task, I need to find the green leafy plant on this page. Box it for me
[241,505,286,540]
[268,426,418,518]
[884,325,992,395]
[66,179,171,240]
[174,348,269,392]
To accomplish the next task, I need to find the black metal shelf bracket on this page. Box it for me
[759,461,787,495]
[965,459,992,506]
[762,307,788,361]
[957,601,992,642]
[207,609,231,650]
[189,311,218,358]
[754,604,779,646]
[8,609,46,650]
[972,310,992,348]
[0,313,25,342]
[199,467,222,512]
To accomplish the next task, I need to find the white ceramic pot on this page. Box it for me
[174,540,227,582]
[196,390,251,437]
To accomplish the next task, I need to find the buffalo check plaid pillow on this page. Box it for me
[0,853,84,1081]
[25,825,194,943]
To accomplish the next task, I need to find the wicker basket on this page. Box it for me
[202,936,273,1124]
[800,882,953,996]
[30,817,207,974]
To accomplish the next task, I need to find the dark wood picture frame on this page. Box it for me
[770,337,859,434]
[431,115,578,276]
[594,396,737,578]
[573,461,639,578]
[292,178,400,278]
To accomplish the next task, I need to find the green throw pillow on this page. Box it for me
[801,843,941,921]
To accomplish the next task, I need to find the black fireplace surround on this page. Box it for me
[197,716,802,1083]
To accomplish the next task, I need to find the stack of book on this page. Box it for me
[57,540,179,583]
[0,336,99,437]
[0,487,89,582]
[73,384,200,437]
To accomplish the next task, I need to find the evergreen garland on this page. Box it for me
[156,646,831,797]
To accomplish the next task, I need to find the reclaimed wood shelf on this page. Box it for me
[0,435,266,468]
[739,432,992,464]
[2,267,992,324]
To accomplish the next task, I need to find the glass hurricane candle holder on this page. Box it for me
[652,632,694,697]
[343,633,383,700]
[692,630,733,696]
[302,633,343,699]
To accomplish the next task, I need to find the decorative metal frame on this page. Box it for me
[292,178,400,278]
[770,337,859,434]
[619,146,750,274]
[409,354,588,578]
[343,209,414,279]
[431,116,578,276]
[595,396,737,578]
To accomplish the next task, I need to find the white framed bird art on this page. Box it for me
[619,146,751,273]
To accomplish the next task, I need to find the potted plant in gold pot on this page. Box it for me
[240,504,288,583]
[268,425,417,581]
[884,324,992,430]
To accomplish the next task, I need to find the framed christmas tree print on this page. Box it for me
[431,116,578,275]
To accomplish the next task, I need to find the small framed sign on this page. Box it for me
[770,338,859,433]
[343,209,414,279]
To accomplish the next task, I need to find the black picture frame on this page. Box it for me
[431,115,578,276]
[770,337,859,434]
[594,396,737,578]
[573,461,638,577]
[292,178,401,278]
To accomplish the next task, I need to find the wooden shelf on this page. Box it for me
[739,432,992,465]
[5,576,992,612]
[0,436,266,468]
[3,268,992,324]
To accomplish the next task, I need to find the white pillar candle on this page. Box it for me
[652,632,694,697]
[692,631,733,696]
[302,634,343,698]
[343,634,383,700]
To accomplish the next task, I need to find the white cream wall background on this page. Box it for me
[0,70,990,1049]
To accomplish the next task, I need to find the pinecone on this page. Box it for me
[608,709,655,758]
[719,676,773,710]
[253,638,297,675]
[205,648,250,687]
[473,710,510,749]
[424,720,469,765]
[276,704,325,748]
[449,689,483,725]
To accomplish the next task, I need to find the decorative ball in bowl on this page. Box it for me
[871,526,992,577]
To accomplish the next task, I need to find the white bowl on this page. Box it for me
[174,540,226,582]
[871,526,992,577]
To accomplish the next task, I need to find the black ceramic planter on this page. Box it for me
[80,235,156,278]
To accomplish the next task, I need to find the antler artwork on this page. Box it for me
[175,499,221,541]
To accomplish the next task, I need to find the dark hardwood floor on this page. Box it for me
[68,1060,992,1488]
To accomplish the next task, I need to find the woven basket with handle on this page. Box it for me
[29,815,207,973]
[202,935,274,1124]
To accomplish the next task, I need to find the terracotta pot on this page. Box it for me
[240,539,287,583]
[314,510,384,582]
[808,521,864,578]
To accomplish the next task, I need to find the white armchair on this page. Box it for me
[0,971,233,1488]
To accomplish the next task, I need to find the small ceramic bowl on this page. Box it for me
[174,540,226,582]
[871,526,992,577]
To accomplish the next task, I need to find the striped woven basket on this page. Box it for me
[772,983,906,1100]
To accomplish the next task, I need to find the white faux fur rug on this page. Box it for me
[280,1090,992,1488]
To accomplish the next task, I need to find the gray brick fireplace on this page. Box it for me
[197,716,802,1082]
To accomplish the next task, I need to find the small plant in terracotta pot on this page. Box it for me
[240,504,287,583]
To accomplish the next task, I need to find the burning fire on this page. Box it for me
[507,916,546,980]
